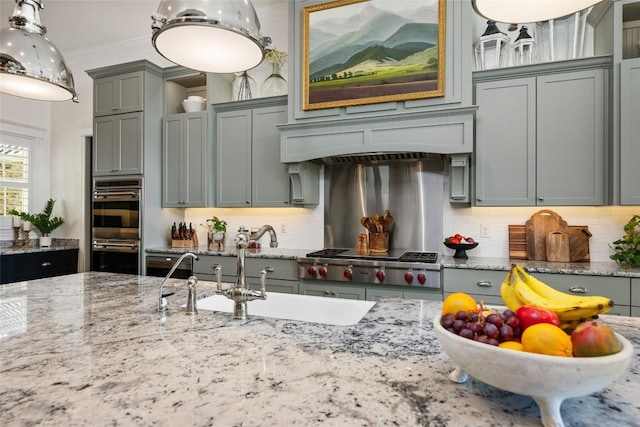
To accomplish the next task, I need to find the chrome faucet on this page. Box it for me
[158,252,199,313]
[249,224,278,248]
[210,226,268,320]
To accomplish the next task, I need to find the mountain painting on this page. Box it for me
[303,0,445,110]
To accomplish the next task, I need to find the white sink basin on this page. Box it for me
[195,292,376,326]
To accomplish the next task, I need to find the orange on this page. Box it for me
[442,292,477,316]
[521,323,573,357]
[498,341,524,351]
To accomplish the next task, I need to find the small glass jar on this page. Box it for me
[232,71,257,101]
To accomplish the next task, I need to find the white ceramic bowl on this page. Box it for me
[433,314,633,427]
[187,95,205,102]
[182,99,205,113]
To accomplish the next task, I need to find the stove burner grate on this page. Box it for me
[306,248,349,258]
[398,252,438,263]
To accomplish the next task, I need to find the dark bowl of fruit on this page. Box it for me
[443,235,478,259]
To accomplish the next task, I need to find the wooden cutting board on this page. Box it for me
[525,210,568,261]
[509,225,591,261]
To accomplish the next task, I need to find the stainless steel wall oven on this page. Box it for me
[91,177,142,274]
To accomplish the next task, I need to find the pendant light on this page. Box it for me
[0,0,78,102]
[151,0,270,73]
[472,0,603,24]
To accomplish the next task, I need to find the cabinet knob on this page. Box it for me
[568,286,588,294]
[42,262,52,267]
[284,200,289,204]
[476,280,493,287]
[246,201,250,204]
[477,197,482,202]
[538,196,544,201]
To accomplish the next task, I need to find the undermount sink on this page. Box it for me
[195,292,376,326]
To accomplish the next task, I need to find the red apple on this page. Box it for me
[515,305,560,331]
[571,320,622,357]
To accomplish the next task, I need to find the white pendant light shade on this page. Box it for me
[472,0,603,24]
[0,0,77,102]
[151,0,269,73]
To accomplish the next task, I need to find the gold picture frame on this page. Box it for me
[303,0,446,111]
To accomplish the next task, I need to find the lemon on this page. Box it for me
[521,323,573,357]
[498,341,524,351]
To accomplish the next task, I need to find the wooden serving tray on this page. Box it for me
[509,225,590,261]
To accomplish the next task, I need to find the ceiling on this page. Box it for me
[0,0,286,56]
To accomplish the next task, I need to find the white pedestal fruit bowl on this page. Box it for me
[433,314,633,427]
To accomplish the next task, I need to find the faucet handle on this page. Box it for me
[185,276,198,315]
[237,225,249,233]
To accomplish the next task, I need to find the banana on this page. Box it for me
[509,264,614,320]
[500,269,523,312]
[515,265,613,308]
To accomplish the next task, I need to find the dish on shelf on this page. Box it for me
[182,99,206,113]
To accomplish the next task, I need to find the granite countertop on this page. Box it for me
[0,272,639,426]
[0,238,79,256]
[147,246,640,278]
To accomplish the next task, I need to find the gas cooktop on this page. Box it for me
[305,248,439,263]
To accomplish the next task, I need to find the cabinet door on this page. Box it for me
[94,72,144,117]
[216,110,252,207]
[536,69,605,205]
[366,287,403,301]
[117,112,144,175]
[162,116,182,206]
[475,78,536,206]
[94,113,143,176]
[163,112,207,207]
[93,116,118,175]
[620,58,640,205]
[299,282,331,297]
[251,105,290,207]
[443,268,507,305]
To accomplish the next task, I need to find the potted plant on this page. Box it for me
[610,214,640,267]
[9,198,64,247]
[206,216,227,250]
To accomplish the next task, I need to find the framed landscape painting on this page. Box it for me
[302,0,446,110]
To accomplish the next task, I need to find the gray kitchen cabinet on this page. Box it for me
[630,278,639,317]
[620,58,640,205]
[162,112,208,207]
[443,267,633,316]
[533,272,631,317]
[474,58,608,206]
[299,282,366,300]
[93,71,144,117]
[215,97,290,207]
[443,268,507,305]
[93,112,143,176]
[194,255,299,294]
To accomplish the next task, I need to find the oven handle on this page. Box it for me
[93,191,140,199]
[93,241,139,253]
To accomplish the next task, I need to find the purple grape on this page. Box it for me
[502,309,515,318]
[467,322,483,335]
[453,319,466,332]
[487,338,500,346]
[486,313,504,328]
[505,315,520,329]
[499,325,514,341]
[459,328,475,339]
[469,311,479,322]
[455,311,469,321]
[441,314,455,329]
[484,323,500,339]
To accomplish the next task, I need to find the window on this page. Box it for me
[0,135,31,216]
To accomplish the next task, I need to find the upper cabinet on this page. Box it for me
[87,61,163,178]
[215,97,292,207]
[162,112,208,207]
[93,71,144,117]
[474,57,609,206]
[620,58,640,204]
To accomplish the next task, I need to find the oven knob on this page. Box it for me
[417,273,427,285]
[319,267,327,277]
[404,272,414,283]
[307,266,316,276]
[343,269,352,279]
[376,270,385,281]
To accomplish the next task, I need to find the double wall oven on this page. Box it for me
[91,177,141,274]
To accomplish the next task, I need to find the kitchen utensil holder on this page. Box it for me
[369,232,389,253]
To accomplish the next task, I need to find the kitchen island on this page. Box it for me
[1,273,638,426]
